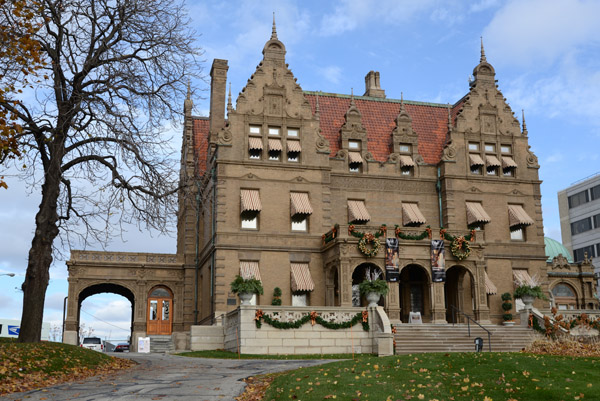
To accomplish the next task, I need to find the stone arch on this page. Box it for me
[444,265,475,323]
[398,263,431,323]
[76,282,136,344]
[351,262,384,307]
[550,280,580,310]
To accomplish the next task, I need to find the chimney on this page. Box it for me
[363,71,385,98]
[209,59,229,141]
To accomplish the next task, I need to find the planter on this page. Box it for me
[238,292,254,305]
[366,292,381,307]
[502,321,515,327]
[521,294,535,310]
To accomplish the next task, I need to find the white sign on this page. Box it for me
[409,312,422,324]
[138,337,150,353]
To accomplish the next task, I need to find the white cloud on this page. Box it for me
[318,66,343,85]
[545,153,564,164]
[483,0,600,67]
[469,0,500,13]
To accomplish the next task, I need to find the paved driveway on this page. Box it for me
[3,353,335,401]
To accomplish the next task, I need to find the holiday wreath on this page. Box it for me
[348,225,386,257]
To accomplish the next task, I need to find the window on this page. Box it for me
[486,155,500,176]
[249,125,261,135]
[485,143,496,152]
[291,215,308,231]
[401,167,412,176]
[350,164,360,173]
[269,151,280,161]
[288,153,299,162]
[287,140,301,162]
[468,142,479,151]
[573,245,596,262]
[348,151,363,173]
[268,127,280,136]
[596,214,600,229]
[249,149,261,159]
[571,217,592,235]
[268,139,282,161]
[501,145,512,154]
[469,154,484,175]
[348,200,370,224]
[241,213,258,229]
[471,166,482,175]
[592,185,600,201]
[486,166,497,175]
[290,192,312,232]
[292,293,308,306]
[568,190,589,208]
[510,227,524,241]
[348,140,361,150]
[240,189,261,230]
[503,168,514,177]
[248,137,263,160]
[287,128,299,137]
[399,144,411,153]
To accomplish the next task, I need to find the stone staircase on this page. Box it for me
[393,323,539,354]
[149,335,174,353]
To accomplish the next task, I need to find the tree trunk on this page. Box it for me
[18,166,61,343]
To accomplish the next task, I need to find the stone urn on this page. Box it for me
[521,294,535,310]
[238,292,254,305]
[366,292,381,307]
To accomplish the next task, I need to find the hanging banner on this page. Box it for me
[385,238,400,282]
[431,239,446,282]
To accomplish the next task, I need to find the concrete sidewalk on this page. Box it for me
[2,353,335,401]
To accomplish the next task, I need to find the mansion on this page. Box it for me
[63,23,597,351]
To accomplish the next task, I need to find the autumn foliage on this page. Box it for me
[0,339,134,395]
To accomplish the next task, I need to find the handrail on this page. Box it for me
[449,305,492,352]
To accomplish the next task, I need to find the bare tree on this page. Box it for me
[0,0,202,342]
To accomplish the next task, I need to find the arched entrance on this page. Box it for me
[399,264,430,323]
[445,265,474,323]
[147,286,173,335]
[552,283,578,310]
[352,263,384,307]
[77,283,135,344]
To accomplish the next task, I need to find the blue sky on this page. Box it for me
[1,0,599,340]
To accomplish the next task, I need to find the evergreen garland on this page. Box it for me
[529,313,545,335]
[322,224,339,245]
[394,225,431,240]
[255,310,369,331]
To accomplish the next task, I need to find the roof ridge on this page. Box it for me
[303,90,460,108]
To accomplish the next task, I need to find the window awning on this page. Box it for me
[469,154,485,167]
[513,270,534,287]
[484,271,498,295]
[240,261,261,281]
[502,156,518,169]
[348,151,364,164]
[508,205,534,228]
[290,263,315,292]
[240,189,262,213]
[248,137,263,150]
[287,140,302,153]
[402,203,426,226]
[290,192,313,216]
[400,155,415,167]
[486,155,501,168]
[348,200,371,223]
[268,138,282,152]
[466,202,491,226]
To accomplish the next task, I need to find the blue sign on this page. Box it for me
[8,325,20,336]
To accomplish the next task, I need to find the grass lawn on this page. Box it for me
[0,338,134,395]
[178,349,355,360]
[260,352,600,401]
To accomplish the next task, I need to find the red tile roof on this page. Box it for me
[192,93,466,175]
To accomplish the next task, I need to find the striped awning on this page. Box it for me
[400,155,415,167]
[290,263,315,292]
[240,189,261,213]
[486,155,501,168]
[508,205,534,228]
[466,202,491,226]
[248,137,263,150]
[502,156,518,169]
[402,203,426,226]
[240,261,261,281]
[484,271,498,295]
[268,138,282,151]
[348,151,363,164]
[287,140,302,153]
[513,270,534,287]
[348,200,371,223]
[290,192,313,216]
[469,154,485,167]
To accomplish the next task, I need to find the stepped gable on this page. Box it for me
[305,93,465,164]
[192,117,210,174]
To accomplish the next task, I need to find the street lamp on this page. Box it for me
[0,273,15,277]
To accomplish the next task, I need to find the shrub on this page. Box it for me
[359,278,389,296]
[271,287,282,305]
[230,275,264,295]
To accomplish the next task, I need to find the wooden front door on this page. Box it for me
[147,287,172,335]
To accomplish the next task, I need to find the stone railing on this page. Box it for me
[191,305,393,356]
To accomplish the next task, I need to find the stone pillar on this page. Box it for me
[385,283,401,322]
[431,282,447,323]
[474,263,491,324]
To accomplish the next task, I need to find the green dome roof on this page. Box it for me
[544,237,574,263]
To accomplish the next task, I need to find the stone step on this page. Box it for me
[149,335,174,353]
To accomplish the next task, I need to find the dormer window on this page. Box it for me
[348,140,361,150]
[399,144,411,153]
[484,143,496,152]
[287,128,299,137]
[249,125,261,135]
[268,127,280,136]
[468,142,480,152]
[348,151,363,173]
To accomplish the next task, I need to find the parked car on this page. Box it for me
[81,337,103,352]
[114,342,129,352]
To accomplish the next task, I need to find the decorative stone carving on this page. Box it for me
[442,140,457,161]
[552,254,570,269]
[315,129,330,153]
[217,127,233,145]
[526,146,539,168]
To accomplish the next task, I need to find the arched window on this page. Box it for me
[551,283,577,310]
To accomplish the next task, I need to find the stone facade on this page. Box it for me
[65,25,587,351]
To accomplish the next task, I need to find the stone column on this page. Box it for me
[385,282,401,322]
[430,281,447,323]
